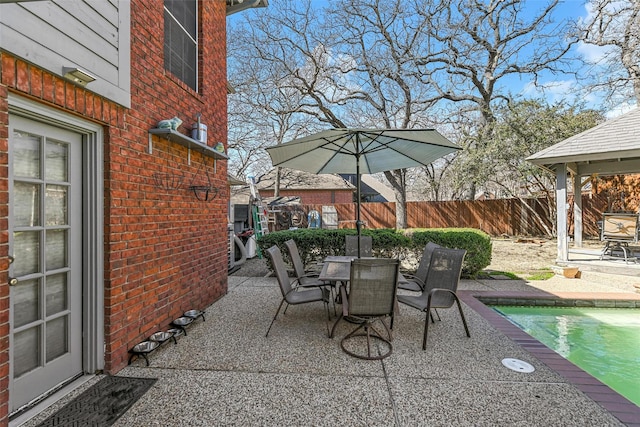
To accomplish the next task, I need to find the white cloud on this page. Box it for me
[520,79,587,104]
[605,101,638,118]
[576,41,612,64]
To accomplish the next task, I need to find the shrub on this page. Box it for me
[404,228,492,277]
[257,227,491,278]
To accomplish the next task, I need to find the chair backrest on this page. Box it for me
[284,239,306,279]
[345,235,373,257]
[265,245,294,298]
[348,258,399,317]
[414,242,441,283]
[601,213,639,243]
[421,248,466,307]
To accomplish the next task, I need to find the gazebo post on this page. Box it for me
[573,174,583,248]
[556,164,569,262]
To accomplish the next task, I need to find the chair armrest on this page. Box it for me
[402,273,424,284]
[429,287,457,297]
[288,278,303,292]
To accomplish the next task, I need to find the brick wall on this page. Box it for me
[0,2,230,413]
[104,0,229,372]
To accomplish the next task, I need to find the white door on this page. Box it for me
[8,115,83,413]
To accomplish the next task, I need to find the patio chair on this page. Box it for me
[285,239,337,314]
[397,248,470,350]
[398,242,441,292]
[265,245,330,338]
[329,258,399,360]
[345,235,373,257]
[284,239,325,287]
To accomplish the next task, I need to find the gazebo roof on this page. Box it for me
[527,107,640,176]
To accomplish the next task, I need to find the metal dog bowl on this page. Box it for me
[172,316,194,327]
[183,309,205,321]
[149,331,173,343]
[132,340,159,354]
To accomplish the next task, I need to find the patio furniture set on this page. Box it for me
[265,238,471,360]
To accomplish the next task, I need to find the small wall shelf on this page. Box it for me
[148,128,228,165]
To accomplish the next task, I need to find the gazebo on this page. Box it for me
[527,107,640,262]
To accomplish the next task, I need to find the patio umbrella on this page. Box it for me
[266,128,461,257]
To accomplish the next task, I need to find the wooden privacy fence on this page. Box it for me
[301,193,608,237]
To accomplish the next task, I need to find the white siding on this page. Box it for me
[0,0,131,108]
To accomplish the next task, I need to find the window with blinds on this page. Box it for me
[164,0,197,91]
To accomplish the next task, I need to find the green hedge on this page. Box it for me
[257,227,492,278]
[404,228,492,277]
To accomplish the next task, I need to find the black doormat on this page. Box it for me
[36,375,157,427]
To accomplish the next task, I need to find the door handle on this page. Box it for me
[9,277,18,286]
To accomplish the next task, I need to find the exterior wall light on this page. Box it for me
[62,67,96,86]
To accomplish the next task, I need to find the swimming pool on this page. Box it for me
[492,306,640,407]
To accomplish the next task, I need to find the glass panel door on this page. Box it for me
[9,116,82,413]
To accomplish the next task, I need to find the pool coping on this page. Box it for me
[458,290,640,427]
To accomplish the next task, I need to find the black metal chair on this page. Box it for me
[330,258,399,360]
[265,245,330,337]
[397,248,470,350]
[345,235,373,257]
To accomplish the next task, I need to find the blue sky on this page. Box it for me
[228,1,635,117]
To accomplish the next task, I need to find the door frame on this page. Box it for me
[8,95,105,387]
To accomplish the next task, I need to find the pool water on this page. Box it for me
[492,306,640,406]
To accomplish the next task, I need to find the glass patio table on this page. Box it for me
[319,256,406,283]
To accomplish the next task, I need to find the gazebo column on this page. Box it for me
[556,164,568,262]
[573,174,583,248]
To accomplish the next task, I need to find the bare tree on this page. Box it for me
[412,0,575,198]
[575,0,640,106]
[227,16,321,183]
[227,0,576,227]
[229,0,445,228]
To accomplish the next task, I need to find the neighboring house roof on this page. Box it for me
[527,107,640,175]
[256,168,355,191]
[227,174,245,186]
[230,168,354,205]
[360,174,397,202]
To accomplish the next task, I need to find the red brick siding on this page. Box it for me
[0,2,230,417]
[260,189,353,204]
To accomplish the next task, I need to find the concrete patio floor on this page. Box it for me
[17,272,640,426]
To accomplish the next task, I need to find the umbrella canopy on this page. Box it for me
[266,128,459,174]
[266,128,461,256]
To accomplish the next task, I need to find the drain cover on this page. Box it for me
[502,358,535,373]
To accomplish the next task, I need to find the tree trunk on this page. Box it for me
[384,169,408,229]
[274,166,281,197]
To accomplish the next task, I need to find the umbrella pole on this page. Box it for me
[356,154,362,258]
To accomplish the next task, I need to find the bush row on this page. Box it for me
[256,228,492,277]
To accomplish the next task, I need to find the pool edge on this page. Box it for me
[458,290,640,427]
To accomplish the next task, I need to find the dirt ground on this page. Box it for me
[231,238,607,278]
[486,238,603,276]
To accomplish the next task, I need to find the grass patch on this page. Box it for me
[525,270,555,281]
[478,270,520,280]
